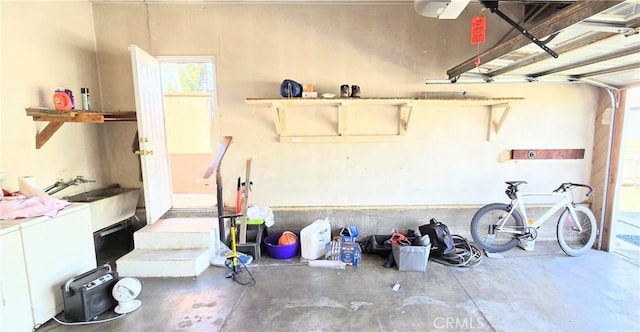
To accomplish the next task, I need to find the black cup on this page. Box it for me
[350,85,361,98]
[340,84,350,98]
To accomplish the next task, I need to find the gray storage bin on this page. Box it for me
[392,244,430,272]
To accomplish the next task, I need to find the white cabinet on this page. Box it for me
[0,224,33,332]
[0,203,97,329]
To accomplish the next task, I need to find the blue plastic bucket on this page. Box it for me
[264,233,298,259]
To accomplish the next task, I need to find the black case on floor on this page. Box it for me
[61,264,119,322]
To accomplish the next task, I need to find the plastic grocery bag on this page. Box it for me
[247,205,275,227]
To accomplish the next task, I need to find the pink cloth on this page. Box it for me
[0,196,70,220]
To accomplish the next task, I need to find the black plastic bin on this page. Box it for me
[371,235,393,257]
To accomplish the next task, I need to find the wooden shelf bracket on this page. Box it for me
[36,122,65,149]
[26,107,136,149]
[488,102,512,142]
[399,102,413,135]
[246,97,523,143]
[270,103,286,135]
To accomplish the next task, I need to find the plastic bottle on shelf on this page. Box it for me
[81,88,91,111]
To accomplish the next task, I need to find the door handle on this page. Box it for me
[134,150,154,156]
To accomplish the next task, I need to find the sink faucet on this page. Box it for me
[45,176,95,195]
[43,179,65,193]
[71,176,95,186]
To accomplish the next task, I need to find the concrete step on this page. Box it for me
[134,217,219,251]
[116,248,211,277]
[118,217,220,277]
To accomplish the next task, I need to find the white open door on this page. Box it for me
[130,44,172,224]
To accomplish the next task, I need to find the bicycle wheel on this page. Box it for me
[556,205,597,256]
[470,203,524,252]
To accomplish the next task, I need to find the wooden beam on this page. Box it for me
[101,112,137,121]
[488,32,615,77]
[338,103,348,136]
[238,158,252,244]
[27,108,77,118]
[36,122,64,149]
[278,108,287,136]
[246,97,525,107]
[270,104,287,136]
[511,149,585,160]
[271,104,281,135]
[280,135,403,143]
[493,104,511,134]
[602,90,626,251]
[447,0,624,79]
[203,136,232,179]
[399,103,412,135]
[246,98,524,142]
[74,112,106,123]
[487,103,511,141]
[32,116,69,122]
[27,108,137,149]
[26,108,136,122]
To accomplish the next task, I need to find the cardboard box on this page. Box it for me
[392,244,430,272]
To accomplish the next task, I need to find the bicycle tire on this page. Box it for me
[556,205,597,256]
[470,203,524,253]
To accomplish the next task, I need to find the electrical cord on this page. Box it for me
[430,235,484,267]
[52,313,126,326]
[31,306,126,331]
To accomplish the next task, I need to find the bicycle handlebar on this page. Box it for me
[553,182,594,197]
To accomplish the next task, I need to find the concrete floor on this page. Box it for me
[38,242,639,332]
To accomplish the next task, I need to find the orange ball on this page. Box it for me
[278,231,298,246]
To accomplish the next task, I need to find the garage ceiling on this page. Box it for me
[433,0,640,89]
[91,0,638,89]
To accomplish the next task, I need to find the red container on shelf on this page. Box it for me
[53,88,74,111]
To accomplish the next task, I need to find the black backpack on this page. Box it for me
[419,218,456,257]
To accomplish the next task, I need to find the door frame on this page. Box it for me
[601,89,627,251]
[157,56,220,208]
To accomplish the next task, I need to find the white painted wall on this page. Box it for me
[94,3,598,207]
[0,1,123,196]
[0,1,600,210]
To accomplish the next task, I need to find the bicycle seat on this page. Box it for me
[505,181,528,187]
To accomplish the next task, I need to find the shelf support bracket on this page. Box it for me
[271,103,287,136]
[338,102,348,136]
[488,103,511,141]
[36,121,64,149]
[399,102,413,135]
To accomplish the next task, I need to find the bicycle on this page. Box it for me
[470,181,598,256]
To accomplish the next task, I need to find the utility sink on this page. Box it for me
[65,187,140,232]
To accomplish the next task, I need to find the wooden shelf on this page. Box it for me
[26,107,137,149]
[244,97,524,142]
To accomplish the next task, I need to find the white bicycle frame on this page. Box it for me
[496,189,583,234]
